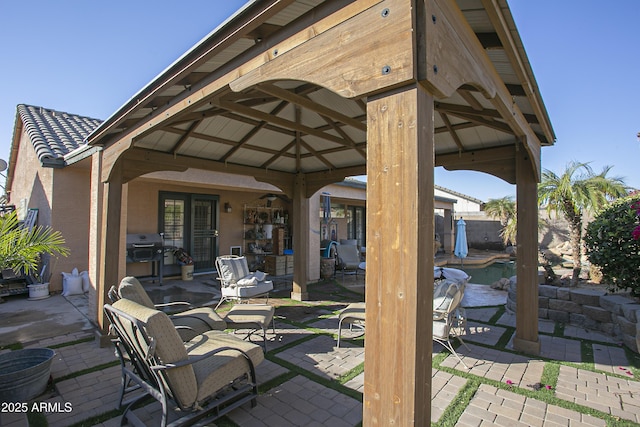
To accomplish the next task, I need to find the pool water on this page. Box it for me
[460,260,516,285]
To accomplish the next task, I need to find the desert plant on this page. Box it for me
[0,211,69,278]
[538,161,627,286]
[483,196,516,246]
[584,193,640,296]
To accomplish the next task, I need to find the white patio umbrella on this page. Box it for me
[454,217,468,266]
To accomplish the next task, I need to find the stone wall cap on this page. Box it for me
[570,288,607,297]
[600,294,635,304]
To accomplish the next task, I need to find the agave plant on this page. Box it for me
[0,211,69,279]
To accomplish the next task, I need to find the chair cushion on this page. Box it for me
[118,276,155,309]
[217,257,250,284]
[112,299,198,408]
[170,308,227,341]
[185,330,264,403]
[227,280,274,298]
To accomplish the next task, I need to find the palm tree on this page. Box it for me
[538,161,627,286]
[0,211,69,280]
[483,196,516,246]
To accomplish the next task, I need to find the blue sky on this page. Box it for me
[1,1,638,201]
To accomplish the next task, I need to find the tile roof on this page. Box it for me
[17,104,102,166]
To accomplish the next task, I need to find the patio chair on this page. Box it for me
[104,299,264,427]
[336,302,366,347]
[335,244,363,279]
[215,255,273,309]
[433,281,471,369]
[117,276,226,341]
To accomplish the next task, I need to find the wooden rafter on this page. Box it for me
[221,100,289,162]
[320,115,367,159]
[217,100,352,147]
[169,120,201,154]
[437,112,464,151]
[256,83,367,131]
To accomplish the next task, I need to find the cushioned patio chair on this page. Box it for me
[433,281,471,369]
[117,276,226,341]
[104,299,264,427]
[336,302,366,347]
[215,255,273,309]
[335,244,363,280]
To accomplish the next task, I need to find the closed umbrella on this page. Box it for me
[454,217,468,265]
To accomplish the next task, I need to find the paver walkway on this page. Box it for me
[1,280,639,426]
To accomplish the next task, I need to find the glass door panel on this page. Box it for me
[191,196,218,271]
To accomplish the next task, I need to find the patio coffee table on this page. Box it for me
[224,304,275,351]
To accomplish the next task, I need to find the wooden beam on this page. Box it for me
[231,0,414,98]
[424,0,542,178]
[438,111,464,151]
[122,147,291,185]
[436,145,517,183]
[514,143,541,355]
[256,83,367,131]
[218,100,351,147]
[97,162,125,336]
[364,85,434,425]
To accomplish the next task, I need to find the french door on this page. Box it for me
[160,192,219,275]
[347,205,366,248]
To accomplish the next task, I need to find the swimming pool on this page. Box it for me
[460,260,516,285]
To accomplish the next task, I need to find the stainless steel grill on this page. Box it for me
[126,233,164,283]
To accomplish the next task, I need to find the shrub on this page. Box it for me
[584,193,640,296]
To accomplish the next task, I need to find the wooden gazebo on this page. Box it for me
[86,0,554,423]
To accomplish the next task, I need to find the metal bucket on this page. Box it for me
[0,348,55,402]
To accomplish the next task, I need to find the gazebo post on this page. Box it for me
[514,144,541,354]
[95,163,127,346]
[364,84,435,425]
[291,173,310,301]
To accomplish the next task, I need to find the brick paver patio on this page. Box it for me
[1,278,638,427]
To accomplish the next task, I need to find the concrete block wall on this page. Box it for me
[506,278,640,354]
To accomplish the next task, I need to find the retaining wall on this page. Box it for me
[506,278,640,353]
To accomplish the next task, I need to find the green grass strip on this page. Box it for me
[49,336,95,349]
[53,360,120,384]
[487,305,506,324]
[540,361,560,391]
[435,362,628,425]
[265,352,362,401]
[433,379,480,427]
[338,362,364,384]
[0,342,23,351]
[553,321,565,337]
[580,341,594,366]
[494,326,515,349]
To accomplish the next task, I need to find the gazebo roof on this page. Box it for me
[87,0,554,188]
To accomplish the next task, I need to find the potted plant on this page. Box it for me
[0,211,69,299]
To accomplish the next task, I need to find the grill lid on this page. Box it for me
[126,233,163,248]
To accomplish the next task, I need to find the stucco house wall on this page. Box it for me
[50,162,92,292]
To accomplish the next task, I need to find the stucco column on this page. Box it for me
[291,173,310,300]
[87,151,103,326]
[514,144,541,355]
[364,85,435,425]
